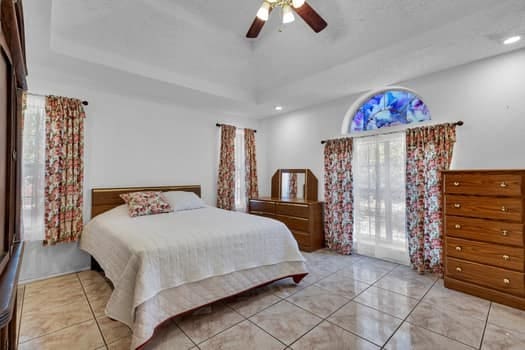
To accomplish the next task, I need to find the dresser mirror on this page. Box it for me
[281,171,306,199]
[271,169,318,201]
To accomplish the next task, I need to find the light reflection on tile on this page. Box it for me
[328,301,402,346]
[291,321,379,350]
[250,300,321,345]
[353,286,419,319]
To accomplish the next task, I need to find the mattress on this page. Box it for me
[80,205,307,348]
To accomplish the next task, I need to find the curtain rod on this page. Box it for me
[26,92,89,106]
[216,123,257,133]
[320,120,464,144]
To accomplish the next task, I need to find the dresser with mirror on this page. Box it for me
[248,169,324,252]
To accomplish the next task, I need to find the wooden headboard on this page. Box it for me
[91,185,201,218]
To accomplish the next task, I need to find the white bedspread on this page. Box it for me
[80,205,306,327]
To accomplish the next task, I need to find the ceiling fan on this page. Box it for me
[246,0,327,38]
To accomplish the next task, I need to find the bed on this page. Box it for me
[80,185,308,349]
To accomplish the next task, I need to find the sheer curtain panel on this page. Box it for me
[234,129,247,211]
[21,94,46,241]
[353,132,409,265]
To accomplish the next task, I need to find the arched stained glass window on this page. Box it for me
[341,87,431,134]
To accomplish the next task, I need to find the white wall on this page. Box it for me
[260,48,525,199]
[20,79,265,282]
[22,47,525,281]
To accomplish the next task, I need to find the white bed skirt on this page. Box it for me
[129,261,307,349]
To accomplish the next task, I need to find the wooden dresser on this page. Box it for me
[443,170,525,310]
[249,168,324,252]
[249,197,324,252]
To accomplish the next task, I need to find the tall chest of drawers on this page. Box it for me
[248,197,324,252]
[443,170,525,310]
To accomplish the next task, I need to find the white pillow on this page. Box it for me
[163,191,206,211]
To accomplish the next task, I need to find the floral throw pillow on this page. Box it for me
[120,191,173,217]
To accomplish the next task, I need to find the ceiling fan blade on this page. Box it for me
[293,2,327,33]
[246,17,266,38]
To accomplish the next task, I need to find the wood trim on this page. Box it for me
[0,0,26,89]
[91,185,201,218]
[0,242,23,327]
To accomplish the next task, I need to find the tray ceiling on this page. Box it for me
[26,0,525,118]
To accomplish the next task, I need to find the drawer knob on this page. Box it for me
[455,224,461,229]
[454,203,461,208]
[503,255,510,261]
[501,230,509,236]
[503,278,510,285]
[455,246,462,252]
[501,206,509,212]
[453,181,460,186]
[500,182,508,188]
[456,267,462,272]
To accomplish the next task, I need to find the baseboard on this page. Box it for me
[19,265,91,285]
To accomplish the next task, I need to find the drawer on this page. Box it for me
[445,216,524,247]
[276,203,310,218]
[445,195,523,222]
[447,237,524,271]
[276,214,309,232]
[444,173,522,196]
[250,211,276,220]
[291,230,312,250]
[446,257,525,296]
[249,200,275,214]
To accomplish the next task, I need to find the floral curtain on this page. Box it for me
[45,96,86,245]
[289,173,298,199]
[324,138,354,255]
[244,128,258,200]
[217,124,236,210]
[406,123,456,273]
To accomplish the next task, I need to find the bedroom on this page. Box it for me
[0,0,524,349]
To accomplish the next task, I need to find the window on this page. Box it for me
[353,132,409,264]
[21,95,46,241]
[234,129,246,211]
[341,88,431,134]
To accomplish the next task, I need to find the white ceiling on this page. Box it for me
[26,0,525,118]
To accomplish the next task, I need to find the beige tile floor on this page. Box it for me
[16,250,525,349]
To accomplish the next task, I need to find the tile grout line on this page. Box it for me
[76,272,109,348]
[377,276,440,349]
[478,302,492,350]
[397,282,487,349]
[18,319,95,345]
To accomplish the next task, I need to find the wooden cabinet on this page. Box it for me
[249,198,323,252]
[0,0,27,348]
[443,170,525,310]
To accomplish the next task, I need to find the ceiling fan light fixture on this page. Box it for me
[256,2,271,21]
[292,0,305,8]
[282,5,295,24]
